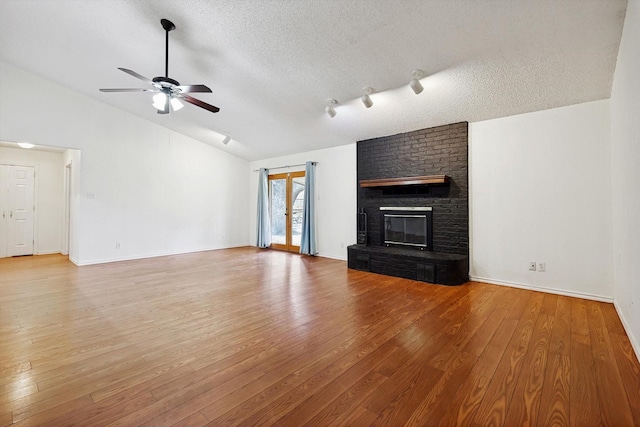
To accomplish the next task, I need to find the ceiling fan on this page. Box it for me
[100,19,220,114]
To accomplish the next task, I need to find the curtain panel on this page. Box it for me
[256,168,271,248]
[300,161,317,255]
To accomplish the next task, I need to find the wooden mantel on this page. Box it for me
[359,175,449,188]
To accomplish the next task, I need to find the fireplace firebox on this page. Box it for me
[380,207,433,251]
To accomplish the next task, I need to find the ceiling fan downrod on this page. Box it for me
[153,19,179,88]
[161,19,175,79]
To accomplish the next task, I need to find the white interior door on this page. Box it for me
[0,165,35,257]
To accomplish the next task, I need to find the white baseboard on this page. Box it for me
[470,275,614,303]
[613,301,640,364]
[73,244,249,266]
[318,253,347,262]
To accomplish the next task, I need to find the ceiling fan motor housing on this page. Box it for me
[153,76,180,87]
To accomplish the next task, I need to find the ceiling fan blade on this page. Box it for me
[118,67,154,84]
[179,94,220,113]
[99,88,158,92]
[176,84,212,93]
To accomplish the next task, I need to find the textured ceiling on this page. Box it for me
[0,0,627,161]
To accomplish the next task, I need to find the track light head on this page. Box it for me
[410,69,425,95]
[361,87,375,108]
[325,99,338,118]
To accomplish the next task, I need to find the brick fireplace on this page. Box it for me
[347,122,469,285]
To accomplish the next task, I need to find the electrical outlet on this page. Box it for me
[538,262,546,272]
[529,262,536,271]
[87,193,95,199]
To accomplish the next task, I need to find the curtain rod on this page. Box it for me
[252,162,317,172]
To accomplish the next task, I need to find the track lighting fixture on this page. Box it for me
[325,99,338,118]
[222,135,231,145]
[361,87,375,108]
[410,69,425,95]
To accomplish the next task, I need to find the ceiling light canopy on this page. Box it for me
[410,69,425,94]
[325,99,338,118]
[361,87,375,108]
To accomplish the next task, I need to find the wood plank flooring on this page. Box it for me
[0,247,638,426]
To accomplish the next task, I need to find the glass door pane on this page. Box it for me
[291,177,305,248]
[269,178,287,246]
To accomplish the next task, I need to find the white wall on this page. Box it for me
[611,0,640,359]
[469,100,613,301]
[0,146,64,254]
[0,61,250,265]
[249,144,357,260]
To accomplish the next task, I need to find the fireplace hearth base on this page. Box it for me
[347,244,468,286]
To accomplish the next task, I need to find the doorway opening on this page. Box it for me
[0,141,80,261]
[269,171,305,252]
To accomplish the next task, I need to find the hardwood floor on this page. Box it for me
[0,248,638,426]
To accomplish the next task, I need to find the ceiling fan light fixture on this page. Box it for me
[325,99,338,118]
[361,87,375,108]
[170,97,184,111]
[152,93,168,110]
[410,69,425,95]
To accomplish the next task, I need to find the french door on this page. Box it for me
[269,171,305,252]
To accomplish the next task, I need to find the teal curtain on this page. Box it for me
[256,168,271,248]
[300,161,317,255]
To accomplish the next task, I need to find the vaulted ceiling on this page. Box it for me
[0,0,627,161]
